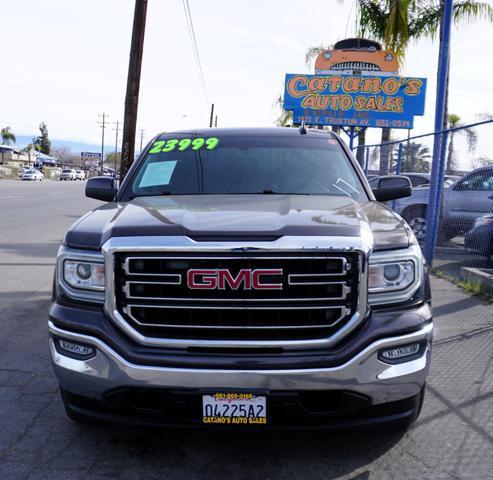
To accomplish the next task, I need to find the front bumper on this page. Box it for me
[50,320,432,425]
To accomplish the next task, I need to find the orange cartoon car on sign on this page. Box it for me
[315,38,399,76]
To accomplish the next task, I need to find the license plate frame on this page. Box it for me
[201,392,267,426]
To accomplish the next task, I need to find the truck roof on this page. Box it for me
[157,127,338,138]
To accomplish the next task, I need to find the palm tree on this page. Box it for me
[360,1,492,171]
[415,2,492,135]
[1,126,16,145]
[396,141,431,172]
[446,113,477,174]
[274,96,292,127]
[305,1,416,173]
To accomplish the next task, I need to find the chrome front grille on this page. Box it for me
[331,61,381,71]
[114,252,360,342]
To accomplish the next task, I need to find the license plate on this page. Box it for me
[202,393,267,425]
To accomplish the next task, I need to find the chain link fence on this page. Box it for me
[356,119,493,291]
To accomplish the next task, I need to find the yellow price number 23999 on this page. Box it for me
[149,137,219,154]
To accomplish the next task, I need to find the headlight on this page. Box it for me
[63,260,105,291]
[368,261,415,292]
[368,244,423,306]
[56,246,105,304]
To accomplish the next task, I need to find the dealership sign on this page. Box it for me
[284,74,427,129]
[81,152,102,167]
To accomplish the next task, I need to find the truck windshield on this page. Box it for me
[125,134,367,201]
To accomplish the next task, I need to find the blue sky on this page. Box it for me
[1,0,492,165]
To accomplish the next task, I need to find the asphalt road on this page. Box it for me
[0,179,492,480]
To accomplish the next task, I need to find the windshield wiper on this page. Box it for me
[260,189,278,194]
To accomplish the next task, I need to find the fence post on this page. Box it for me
[395,143,403,175]
[364,147,370,176]
[424,131,449,264]
[423,0,453,266]
[348,126,356,150]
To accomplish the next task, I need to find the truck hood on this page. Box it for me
[65,195,410,251]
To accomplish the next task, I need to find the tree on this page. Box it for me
[410,1,493,133]
[356,128,367,168]
[1,126,16,145]
[305,2,417,172]
[471,156,493,170]
[359,1,492,171]
[274,96,293,127]
[34,122,51,155]
[51,147,81,167]
[445,113,477,174]
[105,151,122,172]
[358,1,424,175]
[394,141,431,172]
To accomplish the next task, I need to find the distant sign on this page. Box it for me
[283,73,427,129]
[81,152,102,167]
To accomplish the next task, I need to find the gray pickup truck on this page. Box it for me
[49,127,433,429]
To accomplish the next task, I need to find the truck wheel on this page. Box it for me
[403,207,427,242]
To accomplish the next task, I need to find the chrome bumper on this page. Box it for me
[49,321,433,405]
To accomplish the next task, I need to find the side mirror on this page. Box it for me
[85,176,117,202]
[372,175,412,202]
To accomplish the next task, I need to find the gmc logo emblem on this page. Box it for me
[187,269,283,290]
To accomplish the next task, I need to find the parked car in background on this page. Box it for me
[368,173,458,241]
[101,167,115,177]
[75,170,85,181]
[60,169,77,181]
[441,166,493,239]
[19,166,33,178]
[464,214,493,264]
[21,168,44,181]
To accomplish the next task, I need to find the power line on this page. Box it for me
[182,0,208,105]
[113,121,121,178]
[97,113,109,175]
[138,128,146,152]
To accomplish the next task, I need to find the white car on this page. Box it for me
[60,169,77,181]
[21,169,44,181]
[19,166,33,177]
[75,170,85,181]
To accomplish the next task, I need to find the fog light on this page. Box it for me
[58,339,95,358]
[379,343,421,363]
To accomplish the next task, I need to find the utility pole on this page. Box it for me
[214,115,217,128]
[113,121,121,178]
[120,0,148,180]
[209,103,214,128]
[98,113,109,175]
[138,129,146,153]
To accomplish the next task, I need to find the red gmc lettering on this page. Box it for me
[217,269,252,290]
[187,269,217,289]
[187,269,283,290]
[252,269,283,290]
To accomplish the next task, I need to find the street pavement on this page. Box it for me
[0,179,492,480]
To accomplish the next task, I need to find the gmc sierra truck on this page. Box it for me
[49,127,433,429]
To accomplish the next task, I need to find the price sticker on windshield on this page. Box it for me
[149,137,219,154]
